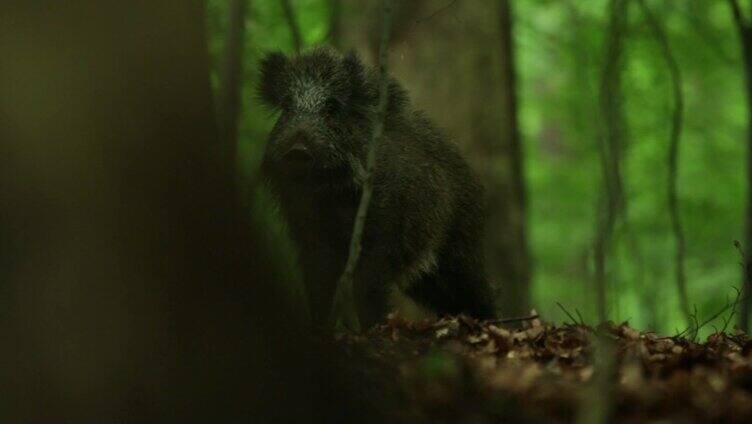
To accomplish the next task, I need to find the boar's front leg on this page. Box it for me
[351,245,397,329]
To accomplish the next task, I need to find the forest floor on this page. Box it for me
[335,313,752,423]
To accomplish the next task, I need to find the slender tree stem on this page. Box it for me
[328,0,342,48]
[280,0,303,53]
[638,0,690,328]
[594,0,628,324]
[329,0,393,331]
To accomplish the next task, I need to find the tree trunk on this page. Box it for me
[728,0,752,333]
[594,0,629,323]
[341,0,531,317]
[495,0,531,317]
[0,1,321,420]
[217,0,248,157]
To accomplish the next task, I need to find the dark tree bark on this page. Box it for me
[342,0,532,318]
[495,0,531,317]
[728,0,752,333]
[0,1,334,421]
[594,0,629,323]
[217,0,248,155]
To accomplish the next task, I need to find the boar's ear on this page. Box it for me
[342,49,408,114]
[258,51,290,109]
[342,50,369,105]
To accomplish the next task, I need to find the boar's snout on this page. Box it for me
[283,142,313,165]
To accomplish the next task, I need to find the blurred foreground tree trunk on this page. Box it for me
[341,0,531,317]
[0,1,348,421]
[217,0,248,156]
[728,0,752,333]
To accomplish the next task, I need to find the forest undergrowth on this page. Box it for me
[335,310,752,422]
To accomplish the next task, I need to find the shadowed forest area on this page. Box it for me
[6,0,752,422]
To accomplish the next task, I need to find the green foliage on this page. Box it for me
[518,0,746,336]
[208,0,750,337]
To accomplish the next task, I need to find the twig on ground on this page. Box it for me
[557,302,581,326]
[575,308,586,326]
[676,288,745,339]
[487,314,540,325]
[722,287,742,333]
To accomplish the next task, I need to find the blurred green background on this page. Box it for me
[207,0,750,336]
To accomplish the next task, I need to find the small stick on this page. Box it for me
[676,289,745,338]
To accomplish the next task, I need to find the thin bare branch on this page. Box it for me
[415,0,458,24]
[329,0,393,331]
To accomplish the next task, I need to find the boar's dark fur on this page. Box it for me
[259,46,495,327]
